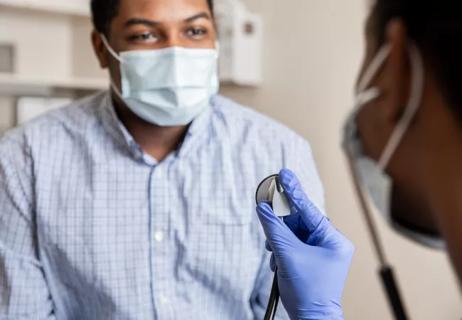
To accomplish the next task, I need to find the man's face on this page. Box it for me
[93,0,216,88]
[108,0,215,51]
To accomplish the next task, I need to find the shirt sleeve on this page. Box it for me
[283,135,326,215]
[0,136,56,319]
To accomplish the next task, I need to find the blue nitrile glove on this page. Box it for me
[256,169,354,320]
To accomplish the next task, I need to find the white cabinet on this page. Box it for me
[0,2,106,96]
[16,96,73,124]
[215,0,263,86]
[0,0,90,16]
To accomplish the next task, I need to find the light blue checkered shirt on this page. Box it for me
[0,92,324,320]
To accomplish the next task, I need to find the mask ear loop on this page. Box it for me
[355,88,381,109]
[378,44,425,169]
[357,45,392,93]
[352,45,391,115]
[100,34,123,63]
[99,34,126,99]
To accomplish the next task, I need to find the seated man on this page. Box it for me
[0,0,324,318]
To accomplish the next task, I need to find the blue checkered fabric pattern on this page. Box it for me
[0,92,324,320]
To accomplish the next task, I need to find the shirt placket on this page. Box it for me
[149,163,175,319]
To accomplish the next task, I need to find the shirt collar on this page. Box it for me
[98,91,213,164]
[176,102,212,159]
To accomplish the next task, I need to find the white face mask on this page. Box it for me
[343,44,445,249]
[101,35,219,127]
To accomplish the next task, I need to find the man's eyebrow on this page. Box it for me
[124,13,211,27]
[184,12,211,23]
[125,18,160,28]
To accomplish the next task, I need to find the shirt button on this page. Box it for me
[154,231,164,242]
[159,295,169,305]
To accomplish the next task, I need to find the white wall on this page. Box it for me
[222,0,461,319]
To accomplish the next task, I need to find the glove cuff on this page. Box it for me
[295,308,344,320]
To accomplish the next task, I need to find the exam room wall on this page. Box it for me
[221,0,462,319]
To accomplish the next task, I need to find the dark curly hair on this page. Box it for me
[91,0,214,35]
[372,0,462,116]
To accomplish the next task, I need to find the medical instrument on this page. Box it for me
[256,169,353,320]
[255,174,290,320]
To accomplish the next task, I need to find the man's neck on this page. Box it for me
[113,97,189,162]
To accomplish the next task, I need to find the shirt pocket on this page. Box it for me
[180,197,258,296]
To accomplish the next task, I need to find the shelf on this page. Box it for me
[0,0,90,17]
[0,73,108,96]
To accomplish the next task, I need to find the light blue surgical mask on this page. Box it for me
[343,44,445,249]
[101,35,219,127]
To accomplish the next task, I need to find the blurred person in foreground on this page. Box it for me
[257,1,462,319]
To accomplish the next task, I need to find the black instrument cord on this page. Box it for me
[264,270,279,320]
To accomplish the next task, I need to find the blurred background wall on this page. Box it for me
[0,0,460,319]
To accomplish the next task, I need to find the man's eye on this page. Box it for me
[129,32,158,43]
[186,28,208,39]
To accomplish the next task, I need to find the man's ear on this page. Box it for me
[91,30,109,69]
[385,18,411,123]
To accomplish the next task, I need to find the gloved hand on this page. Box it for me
[256,169,354,320]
